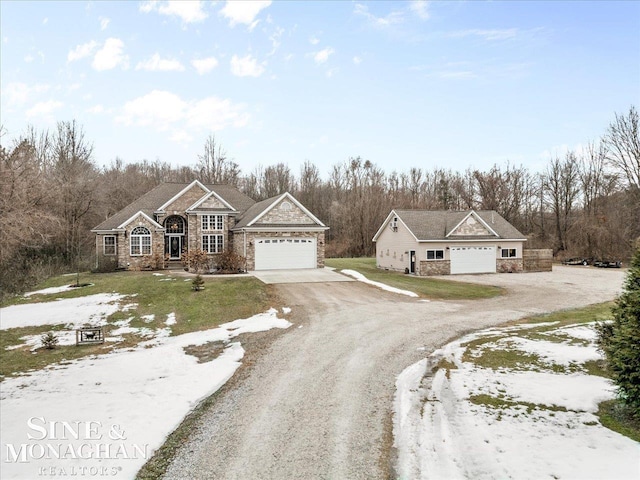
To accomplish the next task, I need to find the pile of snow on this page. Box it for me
[341,269,418,297]
[1,308,292,479]
[0,294,127,330]
[23,285,78,297]
[394,323,639,480]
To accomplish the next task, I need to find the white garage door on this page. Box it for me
[254,237,316,270]
[450,246,496,274]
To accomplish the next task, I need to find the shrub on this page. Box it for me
[40,332,59,350]
[182,249,212,273]
[597,245,640,417]
[215,249,246,273]
[192,274,205,292]
[141,251,168,270]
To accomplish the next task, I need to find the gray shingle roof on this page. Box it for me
[232,195,282,229]
[393,210,526,241]
[92,182,256,231]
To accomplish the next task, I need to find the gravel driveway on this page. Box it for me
[163,266,625,479]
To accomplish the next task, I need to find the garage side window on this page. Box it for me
[202,234,224,253]
[426,249,444,260]
[130,227,151,256]
[501,248,517,258]
[103,235,116,255]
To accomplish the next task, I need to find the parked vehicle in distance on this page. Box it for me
[594,260,622,268]
[562,258,590,266]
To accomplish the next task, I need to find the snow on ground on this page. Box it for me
[341,269,418,297]
[23,285,78,297]
[394,322,640,480]
[165,313,177,326]
[0,294,127,330]
[1,308,292,479]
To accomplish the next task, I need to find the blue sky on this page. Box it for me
[1,1,639,176]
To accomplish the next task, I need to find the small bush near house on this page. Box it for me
[40,332,59,350]
[141,252,169,270]
[192,274,205,292]
[596,245,640,418]
[182,250,211,273]
[215,249,245,273]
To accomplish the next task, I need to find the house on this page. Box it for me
[91,180,328,271]
[372,210,527,275]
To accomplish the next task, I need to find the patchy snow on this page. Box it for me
[394,323,640,480]
[0,294,127,330]
[165,313,177,326]
[5,331,78,351]
[549,323,599,341]
[1,309,292,479]
[152,273,165,276]
[141,314,155,323]
[341,269,419,297]
[23,285,77,297]
[282,307,292,314]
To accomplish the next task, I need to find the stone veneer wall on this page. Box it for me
[419,260,450,276]
[523,249,553,272]
[117,215,164,270]
[496,258,524,273]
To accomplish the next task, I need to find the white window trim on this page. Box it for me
[202,214,224,232]
[501,248,517,258]
[130,227,152,256]
[426,249,445,261]
[202,234,224,254]
[103,235,116,256]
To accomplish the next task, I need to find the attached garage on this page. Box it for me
[450,246,496,274]
[254,237,317,270]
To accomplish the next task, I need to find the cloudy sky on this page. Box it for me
[1,1,639,175]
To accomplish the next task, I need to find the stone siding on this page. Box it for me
[260,199,315,225]
[496,258,524,273]
[163,184,208,213]
[118,215,164,270]
[523,249,553,272]
[450,215,489,236]
[419,260,450,275]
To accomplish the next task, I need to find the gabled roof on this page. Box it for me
[157,180,209,211]
[233,192,327,230]
[92,182,256,232]
[117,211,163,229]
[372,209,526,242]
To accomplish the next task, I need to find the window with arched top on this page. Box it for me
[281,201,292,211]
[164,215,185,234]
[130,226,151,256]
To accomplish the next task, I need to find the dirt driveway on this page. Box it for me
[163,266,625,479]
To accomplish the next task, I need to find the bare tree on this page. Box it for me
[197,134,240,186]
[544,152,581,253]
[603,105,640,190]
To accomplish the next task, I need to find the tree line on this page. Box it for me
[1,107,638,295]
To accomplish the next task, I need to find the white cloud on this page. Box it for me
[353,56,362,65]
[136,53,185,72]
[409,0,430,20]
[220,0,271,28]
[2,82,50,106]
[24,54,34,63]
[42,17,48,25]
[140,1,208,23]
[268,26,284,56]
[354,3,404,28]
[449,28,518,41]
[87,104,104,114]
[191,57,219,75]
[309,36,320,45]
[116,90,249,140]
[26,100,63,121]
[100,17,110,30]
[92,38,129,71]
[313,47,334,65]
[68,40,99,62]
[230,54,265,77]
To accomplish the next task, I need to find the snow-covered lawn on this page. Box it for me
[0,294,292,479]
[394,321,640,480]
[341,269,418,297]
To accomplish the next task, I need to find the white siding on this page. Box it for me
[375,221,419,272]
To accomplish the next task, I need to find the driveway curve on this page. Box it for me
[163,266,624,479]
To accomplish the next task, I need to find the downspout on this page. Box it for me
[243,228,247,272]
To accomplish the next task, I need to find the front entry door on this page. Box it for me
[410,250,416,274]
[169,236,181,260]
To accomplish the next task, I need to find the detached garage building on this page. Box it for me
[373,210,526,275]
